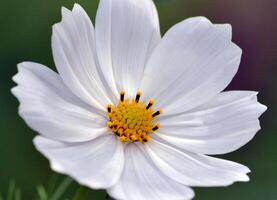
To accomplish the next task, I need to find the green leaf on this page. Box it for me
[15,189,21,200]
[7,180,15,200]
[36,185,48,200]
[47,175,59,197]
[72,187,88,200]
[0,192,4,200]
[50,177,73,200]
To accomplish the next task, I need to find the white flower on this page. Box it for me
[12,1,266,200]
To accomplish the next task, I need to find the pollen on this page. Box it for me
[107,91,162,144]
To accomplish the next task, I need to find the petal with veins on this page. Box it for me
[12,62,107,142]
[141,17,242,115]
[34,135,124,189]
[146,139,250,187]
[95,0,161,98]
[108,144,194,200]
[156,91,267,155]
[52,4,114,110]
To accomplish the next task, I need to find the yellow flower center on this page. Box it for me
[107,91,162,144]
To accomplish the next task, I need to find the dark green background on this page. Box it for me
[0,0,276,199]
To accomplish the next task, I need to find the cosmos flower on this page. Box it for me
[12,0,267,200]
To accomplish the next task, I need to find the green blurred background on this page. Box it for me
[0,0,276,199]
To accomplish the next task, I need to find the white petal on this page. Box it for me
[52,4,114,110]
[141,17,242,115]
[108,144,194,200]
[34,135,124,189]
[156,91,267,155]
[146,139,250,187]
[95,0,161,97]
[12,62,107,142]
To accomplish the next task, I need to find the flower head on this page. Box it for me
[12,1,267,199]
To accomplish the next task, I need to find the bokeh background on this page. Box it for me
[0,0,276,199]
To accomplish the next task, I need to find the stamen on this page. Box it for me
[152,124,161,131]
[152,109,163,117]
[146,99,155,110]
[107,92,162,144]
[120,91,125,102]
[107,104,112,113]
[135,91,142,103]
[143,138,148,143]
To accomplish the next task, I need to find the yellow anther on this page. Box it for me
[130,134,139,141]
[107,92,163,144]
[107,122,113,128]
